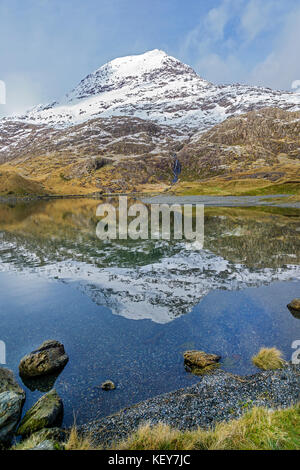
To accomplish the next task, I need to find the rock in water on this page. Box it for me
[17,389,63,437]
[184,350,221,369]
[0,368,25,445]
[287,299,300,319]
[19,340,69,378]
[101,380,116,391]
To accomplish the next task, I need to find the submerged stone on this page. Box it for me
[184,350,221,369]
[287,299,300,319]
[101,380,116,391]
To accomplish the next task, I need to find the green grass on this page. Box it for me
[59,403,300,451]
[113,404,300,450]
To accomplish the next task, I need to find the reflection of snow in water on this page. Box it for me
[1,240,300,324]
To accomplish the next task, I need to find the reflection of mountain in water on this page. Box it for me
[0,200,300,323]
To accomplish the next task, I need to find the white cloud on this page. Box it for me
[180,0,240,57]
[250,7,300,90]
[0,74,43,118]
[240,0,280,42]
[179,0,300,90]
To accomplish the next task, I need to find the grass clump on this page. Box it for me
[252,347,285,370]
[64,426,97,451]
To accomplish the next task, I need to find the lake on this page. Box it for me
[0,198,299,426]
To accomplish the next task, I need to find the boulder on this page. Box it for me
[287,299,300,319]
[19,340,69,378]
[0,368,25,444]
[101,380,116,391]
[32,440,57,450]
[0,391,24,444]
[13,427,65,450]
[17,389,63,437]
[31,426,65,443]
[0,367,25,396]
[184,350,221,369]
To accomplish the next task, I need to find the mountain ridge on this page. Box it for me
[4,49,300,132]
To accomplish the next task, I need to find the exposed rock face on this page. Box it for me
[0,368,25,444]
[178,108,300,180]
[184,351,221,369]
[17,389,63,437]
[19,340,69,378]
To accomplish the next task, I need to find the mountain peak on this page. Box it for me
[66,49,200,101]
[12,49,300,131]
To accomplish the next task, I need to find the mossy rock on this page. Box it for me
[17,389,63,437]
[186,363,221,376]
[0,368,25,397]
[184,350,221,369]
[14,427,65,450]
[19,340,69,378]
[287,299,300,319]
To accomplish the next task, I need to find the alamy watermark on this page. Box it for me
[0,80,6,105]
[96,196,204,245]
[0,340,6,364]
[291,340,300,365]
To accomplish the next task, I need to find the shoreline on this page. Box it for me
[0,193,300,208]
[79,363,300,447]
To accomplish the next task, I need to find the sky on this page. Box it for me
[0,0,300,117]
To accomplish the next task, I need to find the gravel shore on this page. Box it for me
[80,364,300,447]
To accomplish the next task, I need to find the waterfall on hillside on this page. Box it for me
[172,153,181,184]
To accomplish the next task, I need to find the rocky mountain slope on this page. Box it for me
[178,107,300,181]
[0,49,300,195]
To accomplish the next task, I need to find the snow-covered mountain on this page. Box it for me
[11,49,300,132]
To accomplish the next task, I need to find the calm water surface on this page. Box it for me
[0,199,299,426]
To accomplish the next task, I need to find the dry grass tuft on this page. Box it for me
[252,347,285,370]
[64,426,96,451]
